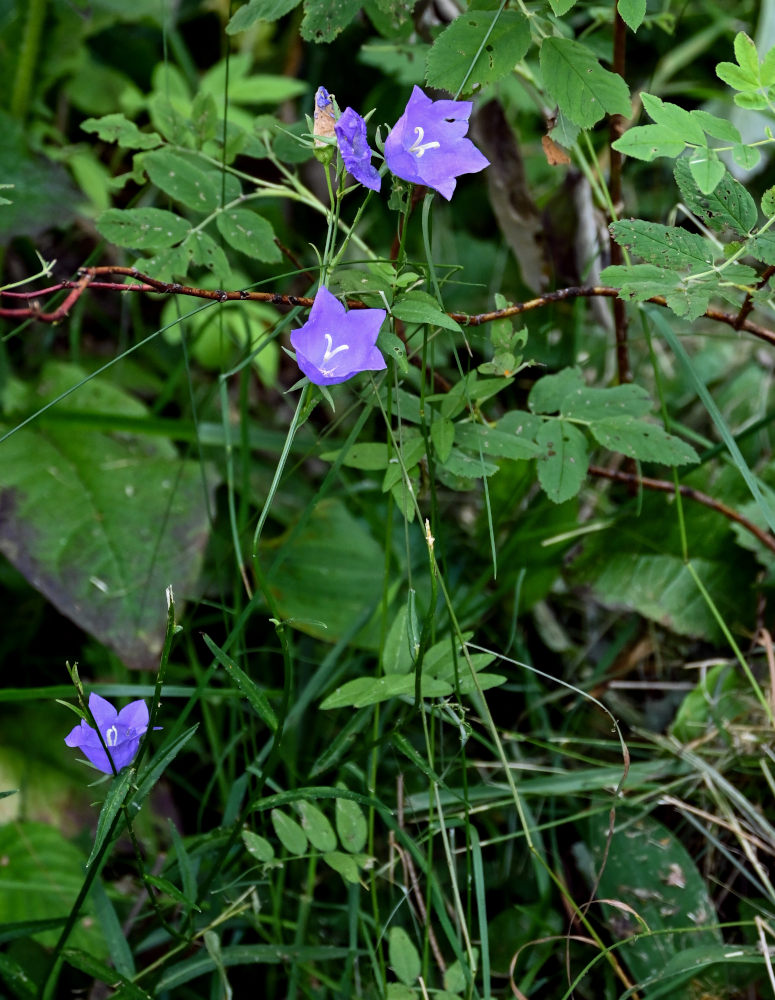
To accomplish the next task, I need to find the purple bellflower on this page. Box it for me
[384,86,490,200]
[290,286,387,387]
[65,693,150,773]
[335,107,381,192]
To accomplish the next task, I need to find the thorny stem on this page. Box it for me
[609,4,632,385]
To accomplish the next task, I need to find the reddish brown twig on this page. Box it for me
[734,263,775,331]
[609,5,632,385]
[589,463,775,556]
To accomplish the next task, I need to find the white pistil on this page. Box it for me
[323,333,349,362]
[106,725,118,747]
[408,126,441,158]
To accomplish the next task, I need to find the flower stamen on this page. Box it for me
[323,333,350,362]
[408,126,441,158]
[106,724,118,747]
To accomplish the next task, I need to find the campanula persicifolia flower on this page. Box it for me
[65,693,150,773]
[383,86,489,200]
[290,286,387,386]
[335,107,381,192]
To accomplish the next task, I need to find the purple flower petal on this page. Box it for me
[384,86,489,200]
[335,107,381,192]
[290,286,387,387]
[64,695,151,774]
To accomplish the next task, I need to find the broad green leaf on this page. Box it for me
[540,37,631,128]
[440,446,498,480]
[97,207,190,251]
[589,417,698,465]
[0,822,106,954]
[687,147,725,195]
[389,927,421,986]
[732,142,761,169]
[386,985,418,1000]
[322,851,362,884]
[763,186,775,217]
[689,108,741,142]
[321,441,390,470]
[298,801,338,852]
[335,792,368,853]
[0,953,36,1000]
[227,0,302,34]
[641,94,706,146]
[529,367,584,414]
[671,664,747,742]
[716,61,758,92]
[584,811,723,997]
[600,263,713,320]
[617,0,646,32]
[321,674,451,709]
[0,362,215,669]
[144,151,220,212]
[612,124,685,161]
[536,421,588,504]
[560,383,652,421]
[548,0,576,13]
[453,421,540,460]
[609,220,714,272]
[211,74,308,106]
[382,603,413,675]
[673,157,757,235]
[392,292,462,332]
[382,436,427,491]
[425,10,530,95]
[301,0,364,42]
[215,209,280,261]
[271,809,308,856]
[734,30,761,79]
[184,230,231,276]
[242,830,276,863]
[431,417,455,462]
[190,91,218,146]
[263,499,384,645]
[444,953,477,993]
[81,113,162,150]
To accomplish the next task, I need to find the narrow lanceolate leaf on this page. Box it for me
[144,150,221,213]
[242,830,276,863]
[536,420,589,504]
[540,37,631,128]
[673,157,758,235]
[609,220,714,272]
[298,801,338,853]
[203,633,278,732]
[226,0,301,34]
[87,768,135,867]
[271,809,308,856]
[335,792,368,853]
[97,207,190,250]
[81,114,162,150]
[215,209,280,261]
[590,418,699,465]
[425,10,531,95]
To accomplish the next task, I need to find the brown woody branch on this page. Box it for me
[589,464,775,557]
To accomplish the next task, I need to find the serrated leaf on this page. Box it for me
[215,209,280,261]
[389,927,421,986]
[392,293,462,332]
[687,148,725,195]
[618,0,645,31]
[690,108,741,143]
[674,157,757,234]
[540,37,631,128]
[335,793,368,853]
[536,420,588,504]
[271,809,308,856]
[301,0,363,42]
[716,62,758,92]
[298,801,338,853]
[763,186,775,217]
[734,31,760,79]
[242,830,276,863]
[561,383,652,421]
[226,0,301,34]
[529,367,584,414]
[589,417,698,465]
[641,94,706,146]
[97,207,191,250]
[144,151,220,213]
[609,220,714,272]
[81,114,162,150]
[425,10,530,95]
[184,231,231,276]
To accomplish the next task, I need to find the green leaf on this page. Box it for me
[673,157,757,235]
[81,113,162,150]
[271,809,308,856]
[641,93,706,146]
[529,367,584,414]
[431,417,455,462]
[335,792,368,853]
[732,142,761,170]
[561,382,652,421]
[453,421,540,460]
[62,950,152,1000]
[612,124,685,161]
[298,801,338,852]
[87,768,135,867]
[392,292,462,332]
[689,108,741,143]
[381,436,427,491]
[144,151,221,213]
[687,147,725,195]
[382,603,414,675]
[763,186,775,217]
[389,927,422,986]
[203,633,278,732]
[143,874,197,908]
[184,230,231,276]
[96,207,190,251]
[548,0,576,13]
[671,663,747,742]
[536,420,588,503]
[215,209,280,262]
[589,417,699,465]
[609,220,714,272]
[734,31,761,79]
[540,37,631,128]
[301,0,364,42]
[386,985,418,1000]
[226,0,301,34]
[617,0,646,32]
[425,10,530,96]
[322,851,362,884]
[0,952,37,1000]
[321,441,390,470]
[0,362,215,669]
[242,830,275,863]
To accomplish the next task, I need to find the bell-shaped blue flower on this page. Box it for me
[290,286,387,386]
[65,693,149,773]
[384,86,489,200]
[335,107,381,192]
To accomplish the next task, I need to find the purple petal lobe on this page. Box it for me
[290,286,387,387]
[64,695,150,775]
[335,107,381,192]
[384,85,489,200]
